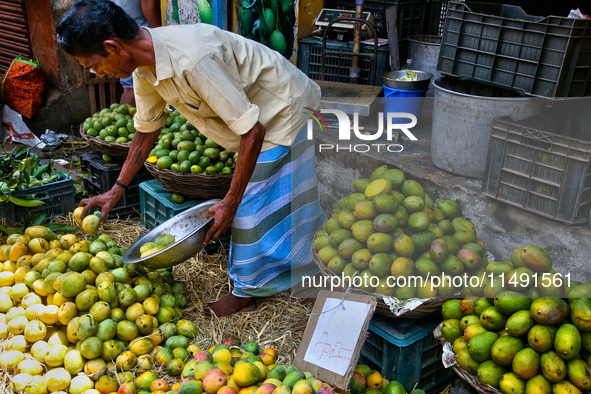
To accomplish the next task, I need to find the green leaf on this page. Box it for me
[11,146,29,160]
[1,133,9,150]
[30,215,46,226]
[33,164,48,178]
[45,223,77,233]
[0,223,21,235]
[8,196,45,207]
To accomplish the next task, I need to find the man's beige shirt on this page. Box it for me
[133,24,320,152]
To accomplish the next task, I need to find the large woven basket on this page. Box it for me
[80,125,130,160]
[144,162,232,200]
[311,240,447,319]
[437,337,502,394]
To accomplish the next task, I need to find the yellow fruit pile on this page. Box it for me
[0,225,189,394]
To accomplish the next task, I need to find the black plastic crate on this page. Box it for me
[425,0,485,36]
[425,0,449,36]
[0,174,76,227]
[81,152,153,218]
[482,104,591,224]
[297,37,389,85]
[437,2,591,98]
[359,316,454,393]
[335,0,427,39]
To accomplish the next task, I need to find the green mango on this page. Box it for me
[491,335,524,366]
[555,324,581,361]
[505,310,536,337]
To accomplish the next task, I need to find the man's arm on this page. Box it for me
[140,0,162,28]
[80,130,160,223]
[203,121,266,244]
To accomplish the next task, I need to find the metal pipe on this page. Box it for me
[321,17,378,84]
[350,0,364,84]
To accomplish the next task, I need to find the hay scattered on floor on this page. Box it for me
[173,248,312,365]
[0,367,12,394]
[51,213,148,248]
[0,215,311,392]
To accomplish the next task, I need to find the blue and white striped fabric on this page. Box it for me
[229,126,326,297]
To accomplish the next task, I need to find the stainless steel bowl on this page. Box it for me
[123,199,221,269]
[382,70,433,90]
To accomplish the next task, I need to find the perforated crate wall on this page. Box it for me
[335,0,427,39]
[297,38,389,85]
[359,317,454,393]
[482,108,591,224]
[437,2,591,98]
[0,174,76,227]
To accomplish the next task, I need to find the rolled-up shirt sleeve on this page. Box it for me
[186,54,260,136]
[133,72,168,133]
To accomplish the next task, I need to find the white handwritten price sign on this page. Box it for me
[294,290,377,390]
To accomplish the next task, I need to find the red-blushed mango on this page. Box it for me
[218,386,239,394]
[348,371,366,394]
[256,384,277,394]
[521,245,552,272]
[195,350,213,363]
[530,298,569,325]
[203,369,227,394]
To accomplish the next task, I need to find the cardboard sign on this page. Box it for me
[294,290,377,389]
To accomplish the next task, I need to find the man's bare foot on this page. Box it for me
[207,294,257,317]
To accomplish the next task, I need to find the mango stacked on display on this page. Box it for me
[82,103,138,144]
[313,165,484,298]
[147,110,237,175]
[440,294,591,394]
[349,365,425,394]
[0,225,190,394]
[463,244,568,299]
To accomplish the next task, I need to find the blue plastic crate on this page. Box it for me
[0,174,76,227]
[360,316,454,393]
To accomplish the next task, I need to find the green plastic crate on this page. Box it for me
[139,180,202,229]
[139,180,230,252]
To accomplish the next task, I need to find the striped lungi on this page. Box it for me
[229,126,326,297]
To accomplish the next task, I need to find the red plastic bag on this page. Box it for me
[1,54,46,119]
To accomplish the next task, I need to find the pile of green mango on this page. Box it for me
[441,294,591,394]
[314,165,485,298]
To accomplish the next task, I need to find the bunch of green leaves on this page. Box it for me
[0,137,62,207]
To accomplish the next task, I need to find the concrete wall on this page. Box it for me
[314,134,591,284]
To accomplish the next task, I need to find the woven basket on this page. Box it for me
[311,240,447,319]
[436,337,502,394]
[80,125,130,160]
[144,162,232,200]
